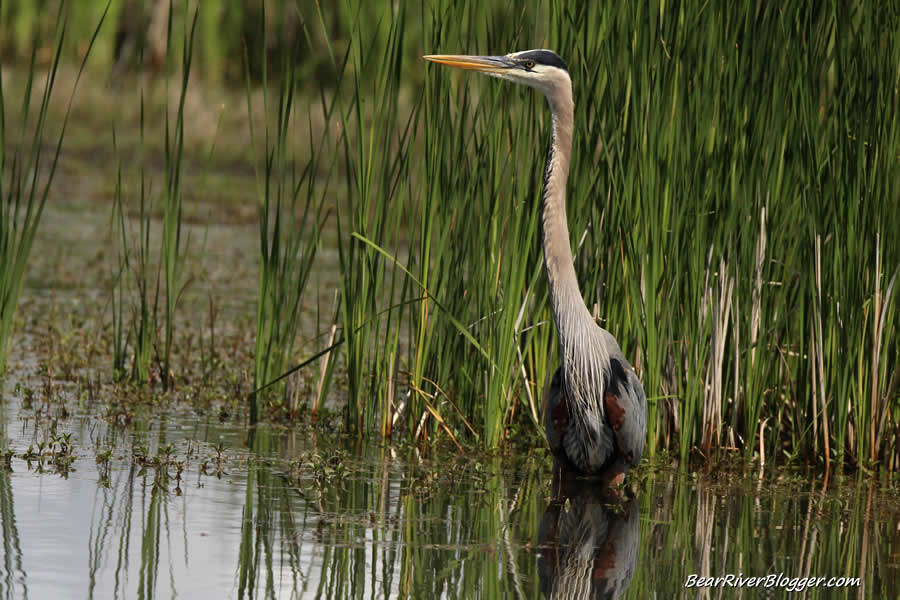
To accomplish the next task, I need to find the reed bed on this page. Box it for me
[1,1,896,471]
[318,0,900,471]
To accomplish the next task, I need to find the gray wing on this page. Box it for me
[603,358,647,465]
[543,367,567,460]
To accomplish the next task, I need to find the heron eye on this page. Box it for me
[524,60,535,69]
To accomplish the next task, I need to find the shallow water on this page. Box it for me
[1,393,897,599]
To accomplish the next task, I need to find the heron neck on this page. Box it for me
[541,85,593,345]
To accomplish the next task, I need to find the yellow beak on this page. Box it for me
[423,54,513,74]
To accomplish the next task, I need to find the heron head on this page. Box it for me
[423,49,570,98]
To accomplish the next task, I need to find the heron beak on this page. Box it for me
[423,54,513,74]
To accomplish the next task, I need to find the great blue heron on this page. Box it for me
[424,50,647,482]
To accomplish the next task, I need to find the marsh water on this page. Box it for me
[2,391,899,600]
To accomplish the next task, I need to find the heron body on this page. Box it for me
[424,50,647,479]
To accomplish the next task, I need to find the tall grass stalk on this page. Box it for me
[324,2,421,437]
[159,3,198,389]
[0,2,107,373]
[543,2,900,468]
[417,13,549,447]
[111,99,158,384]
[249,4,332,422]
[111,127,128,377]
[110,4,196,387]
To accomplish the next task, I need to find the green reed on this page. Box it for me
[249,3,331,422]
[0,2,106,373]
[111,97,157,384]
[110,127,129,377]
[326,1,421,437]
[159,3,197,389]
[109,3,196,388]
[548,2,900,468]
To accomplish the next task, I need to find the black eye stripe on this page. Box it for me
[512,50,568,72]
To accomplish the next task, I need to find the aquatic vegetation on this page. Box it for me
[111,122,156,383]
[0,1,896,473]
[159,5,198,389]
[0,4,107,372]
[249,4,331,422]
[111,4,199,388]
